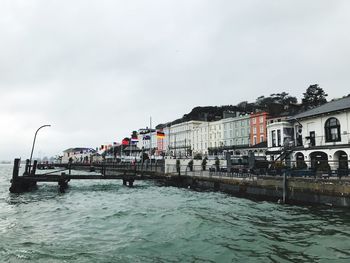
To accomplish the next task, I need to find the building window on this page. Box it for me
[253,136,257,145]
[259,116,264,123]
[260,135,264,142]
[253,127,257,134]
[272,130,276,147]
[241,128,245,136]
[259,125,264,133]
[325,117,341,142]
[277,129,281,146]
[252,118,256,124]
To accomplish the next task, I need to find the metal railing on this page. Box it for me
[56,159,350,180]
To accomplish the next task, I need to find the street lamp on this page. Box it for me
[29,125,51,171]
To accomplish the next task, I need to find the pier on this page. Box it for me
[9,158,164,193]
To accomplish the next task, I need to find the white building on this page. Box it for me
[264,97,350,170]
[163,113,251,157]
[289,96,350,171]
[266,119,294,161]
[137,129,157,155]
[192,121,210,156]
[164,120,206,158]
[62,147,96,163]
[208,119,224,152]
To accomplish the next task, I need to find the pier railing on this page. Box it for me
[55,159,349,180]
[57,161,165,176]
[165,162,350,180]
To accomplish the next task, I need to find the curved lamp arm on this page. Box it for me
[29,125,51,168]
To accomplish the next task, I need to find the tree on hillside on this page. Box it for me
[302,84,328,109]
[236,101,255,113]
[270,92,298,105]
[255,92,298,113]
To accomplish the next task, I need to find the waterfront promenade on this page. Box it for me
[11,159,350,207]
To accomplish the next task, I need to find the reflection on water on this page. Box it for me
[0,164,350,263]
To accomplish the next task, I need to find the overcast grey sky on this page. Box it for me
[1,0,349,160]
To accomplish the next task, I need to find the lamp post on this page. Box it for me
[29,125,51,172]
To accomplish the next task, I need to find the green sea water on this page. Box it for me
[1,164,350,262]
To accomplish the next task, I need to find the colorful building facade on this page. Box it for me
[250,112,269,146]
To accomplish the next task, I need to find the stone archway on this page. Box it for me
[309,151,328,170]
[295,152,306,169]
[334,150,348,176]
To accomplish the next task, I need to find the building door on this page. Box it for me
[309,131,316,146]
[334,151,348,176]
[310,151,328,170]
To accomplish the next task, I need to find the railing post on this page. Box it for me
[24,159,30,175]
[31,160,38,176]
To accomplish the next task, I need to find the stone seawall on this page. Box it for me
[163,175,350,207]
[61,164,350,207]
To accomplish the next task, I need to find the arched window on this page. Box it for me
[325,117,341,142]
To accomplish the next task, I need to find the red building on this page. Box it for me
[250,112,269,146]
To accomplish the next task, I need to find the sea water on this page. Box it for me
[1,164,350,262]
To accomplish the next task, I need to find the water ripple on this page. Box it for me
[1,166,350,262]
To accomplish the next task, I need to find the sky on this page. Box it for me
[1,0,350,160]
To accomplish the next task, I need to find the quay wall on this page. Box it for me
[163,174,350,207]
[58,163,350,207]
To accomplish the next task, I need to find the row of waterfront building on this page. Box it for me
[63,96,350,170]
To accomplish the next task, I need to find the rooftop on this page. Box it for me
[63,147,96,153]
[292,96,350,120]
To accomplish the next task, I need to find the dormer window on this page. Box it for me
[325,117,341,142]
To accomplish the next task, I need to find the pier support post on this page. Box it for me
[58,172,69,193]
[282,172,288,204]
[128,179,134,187]
[10,158,36,193]
[123,179,127,185]
[9,159,20,193]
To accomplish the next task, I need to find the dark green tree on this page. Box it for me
[256,92,298,110]
[270,92,298,105]
[302,84,328,109]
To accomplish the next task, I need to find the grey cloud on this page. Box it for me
[1,0,350,159]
